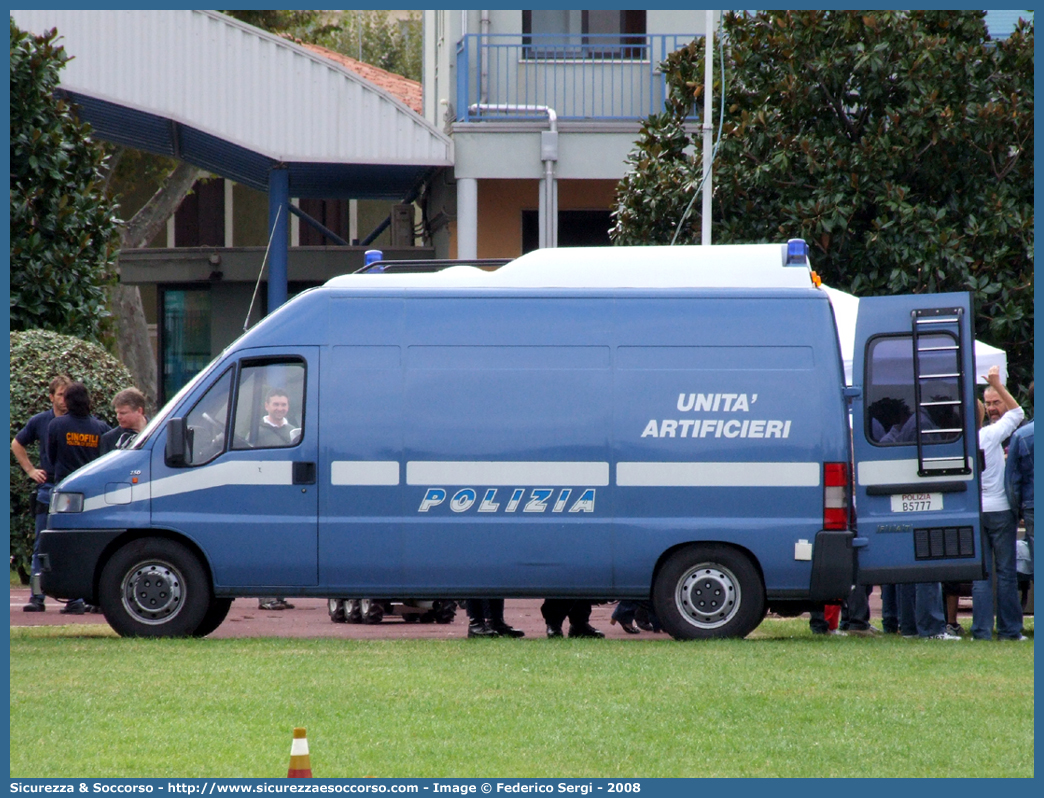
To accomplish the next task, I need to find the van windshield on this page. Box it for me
[130,357,222,450]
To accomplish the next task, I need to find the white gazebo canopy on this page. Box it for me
[824,285,1007,387]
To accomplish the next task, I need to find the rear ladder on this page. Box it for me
[910,307,973,477]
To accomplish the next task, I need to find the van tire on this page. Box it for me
[193,597,233,637]
[653,545,765,640]
[359,598,384,624]
[99,538,211,638]
[328,598,347,623]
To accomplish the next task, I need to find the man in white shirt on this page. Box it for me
[972,366,1025,641]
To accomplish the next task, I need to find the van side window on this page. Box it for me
[865,334,962,446]
[231,360,306,450]
[184,368,233,465]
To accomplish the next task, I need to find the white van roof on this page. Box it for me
[324,244,817,290]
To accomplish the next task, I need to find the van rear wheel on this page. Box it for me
[653,544,765,640]
[99,538,210,638]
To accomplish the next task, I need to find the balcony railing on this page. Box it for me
[456,33,699,123]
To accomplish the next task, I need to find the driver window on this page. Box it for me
[184,368,233,465]
[232,360,306,450]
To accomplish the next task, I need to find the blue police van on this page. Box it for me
[39,242,985,639]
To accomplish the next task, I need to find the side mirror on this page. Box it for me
[165,418,189,467]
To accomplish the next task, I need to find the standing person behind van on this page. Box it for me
[972,366,1025,641]
[256,386,297,611]
[541,599,603,638]
[46,382,110,485]
[1005,382,1032,620]
[46,381,110,615]
[11,375,71,612]
[99,388,149,455]
[466,599,525,638]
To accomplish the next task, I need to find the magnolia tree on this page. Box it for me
[614,11,1033,400]
[10,20,122,344]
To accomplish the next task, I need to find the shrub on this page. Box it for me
[9,330,135,581]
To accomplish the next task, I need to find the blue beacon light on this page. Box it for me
[786,239,808,266]
[364,249,384,272]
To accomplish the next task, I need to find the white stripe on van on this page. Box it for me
[331,461,400,485]
[857,458,974,486]
[616,461,820,487]
[150,460,294,500]
[406,461,610,486]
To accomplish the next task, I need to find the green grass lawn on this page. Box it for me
[10,618,1033,778]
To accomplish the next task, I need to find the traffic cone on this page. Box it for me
[288,727,312,778]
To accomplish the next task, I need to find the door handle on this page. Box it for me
[292,461,316,485]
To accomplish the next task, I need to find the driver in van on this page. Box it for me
[255,387,298,448]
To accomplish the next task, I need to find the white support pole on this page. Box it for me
[456,177,478,259]
[701,9,714,246]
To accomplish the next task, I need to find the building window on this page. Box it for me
[298,198,351,246]
[521,210,612,254]
[161,288,211,404]
[522,10,646,59]
[174,178,225,247]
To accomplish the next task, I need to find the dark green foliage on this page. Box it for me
[614,11,1034,400]
[9,331,134,582]
[10,21,122,344]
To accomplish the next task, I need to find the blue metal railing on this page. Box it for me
[456,33,699,122]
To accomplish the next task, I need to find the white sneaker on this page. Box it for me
[926,632,962,641]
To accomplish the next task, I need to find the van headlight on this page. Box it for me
[50,492,83,513]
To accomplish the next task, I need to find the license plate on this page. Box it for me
[890,492,943,513]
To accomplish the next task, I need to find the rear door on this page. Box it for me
[851,293,985,584]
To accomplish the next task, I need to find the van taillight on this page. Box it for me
[824,462,849,530]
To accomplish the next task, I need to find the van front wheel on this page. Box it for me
[99,538,210,638]
[653,545,765,640]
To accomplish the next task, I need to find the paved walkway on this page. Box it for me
[15,586,957,640]
[9,588,652,640]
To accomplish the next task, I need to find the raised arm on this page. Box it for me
[985,365,1019,412]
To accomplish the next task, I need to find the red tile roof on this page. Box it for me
[291,38,423,115]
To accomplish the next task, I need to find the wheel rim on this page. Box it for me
[675,563,741,629]
[120,559,185,625]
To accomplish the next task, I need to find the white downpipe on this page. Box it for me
[469,103,558,248]
[469,102,559,246]
[457,177,478,259]
[701,10,714,246]
[539,158,558,250]
[480,10,490,104]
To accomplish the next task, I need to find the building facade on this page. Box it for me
[422,9,710,259]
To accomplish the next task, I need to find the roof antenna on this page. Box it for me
[243,204,282,332]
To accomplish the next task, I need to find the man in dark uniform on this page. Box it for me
[45,381,110,614]
[11,375,71,612]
